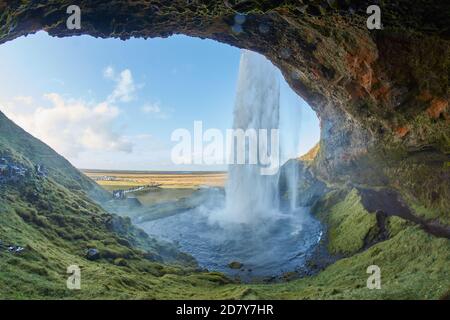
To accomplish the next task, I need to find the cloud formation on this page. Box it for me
[104,66,136,103]
[2,93,132,158]
[141,102,171,119]
[1,68,137,159]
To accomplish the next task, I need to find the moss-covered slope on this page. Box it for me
[250,188,450,299]
[0,111,235,299]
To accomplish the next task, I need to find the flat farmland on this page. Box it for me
[82,170,227,191]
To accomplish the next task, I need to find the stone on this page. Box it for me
[0,1,448,219]
[228,261,244,269]
[234,13,246,25]
[258,23,270,34]
[86,248,100,261]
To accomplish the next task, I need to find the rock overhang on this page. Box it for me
[0,0,448,209]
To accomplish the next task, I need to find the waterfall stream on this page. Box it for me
[140,50,323,281]
[217,50,281,224]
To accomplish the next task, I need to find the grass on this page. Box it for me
[0,111,448,299]
[134,188,196,206]
[1,178,448,299]
[250,225,450,299]
[0,175,236,299]
[247,189,449,299]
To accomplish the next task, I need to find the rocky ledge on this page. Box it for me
[0,1,448,221]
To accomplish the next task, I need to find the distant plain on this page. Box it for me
[82,170,227,205]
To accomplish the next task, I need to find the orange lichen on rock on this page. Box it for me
[426,98,448,119]
[345,44,377,95]
[371,83,391,102]
[299,143,320,161]
[395,126,409,138]
[360,68,373,92]
[345,81,366,100]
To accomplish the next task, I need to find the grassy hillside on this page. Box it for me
[0,111,234,299]
[0,111,448,299]
[0,112,108,201]
[250,188,450,299]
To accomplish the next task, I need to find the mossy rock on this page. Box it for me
[316,189,379,256]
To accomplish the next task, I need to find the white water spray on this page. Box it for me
[287,160,299,211]
[142,51,324,279]
[220,50,281,224]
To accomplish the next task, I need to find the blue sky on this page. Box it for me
[0,31,320,171]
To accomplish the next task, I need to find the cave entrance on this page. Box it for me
[0,31,323,281]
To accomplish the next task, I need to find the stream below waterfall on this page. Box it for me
[140,188,323,281]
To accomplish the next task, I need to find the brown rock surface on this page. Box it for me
[1,0,448,215]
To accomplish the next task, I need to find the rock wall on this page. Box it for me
[1,0,448,214]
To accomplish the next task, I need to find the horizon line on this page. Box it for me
[79,168,228,174]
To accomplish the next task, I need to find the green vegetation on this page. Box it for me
[251,225,450,299]
[0,111,232,299]
[249,189,449,299]
[0,112,107,201]
[0,111,448,299]
[1,178,448,299]
[314,189,379,255]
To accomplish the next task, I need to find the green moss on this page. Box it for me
[386,216,410,238]
[409,113,450,154]
[316,189,378,255]
[409,201,450,226]
[250,226,450,299]
[0,110,448,299]
[1,181,449,299]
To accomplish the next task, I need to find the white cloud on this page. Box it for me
[141,102,171,119]
[142,103,161,114]
[73,134,173,170]
[103,66,115,79]
[104,66,136,103]
[1,93,132,159]
[0,66,180,169]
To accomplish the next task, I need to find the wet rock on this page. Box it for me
[6,245,25,254]
[228,261,244,269]
[35,164,48,177]
[2,1,449,233]
[282,271,298,281]
[258,22,270,34]
[86,248,100,261]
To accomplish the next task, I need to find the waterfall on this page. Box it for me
[287,160,299,211]
[222,50,281,224]
[143,50,324,279]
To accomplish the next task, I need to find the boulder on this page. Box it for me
[86,248,100,261]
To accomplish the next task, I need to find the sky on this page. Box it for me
[0,31,320,171]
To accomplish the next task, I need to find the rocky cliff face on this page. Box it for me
[1,0,448,218]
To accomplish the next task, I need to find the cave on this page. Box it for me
[2,1,448,210]
[0,0,448,300]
